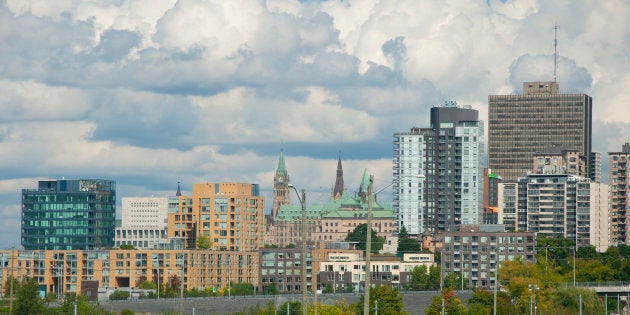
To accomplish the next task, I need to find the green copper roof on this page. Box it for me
[359,168,370,193]
[275,188,395,221]
[276,148,287,175]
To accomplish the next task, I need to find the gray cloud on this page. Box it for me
[0,0,629,248]
[508,54,592,93]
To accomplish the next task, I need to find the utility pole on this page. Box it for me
[363,175,374,315]
[179,260,184,315]
[300,188,307,315]
[9,246,15,315]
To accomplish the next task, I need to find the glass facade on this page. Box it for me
[21,179,116,250]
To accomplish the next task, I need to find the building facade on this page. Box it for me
[609,142,630,244]
[167,182,265,251]
[0,249,258,298]
[498,174,609,251]
[115,197,169,249]
[21,179,116,250]
[317,252,434,292]
[482,169,502,224]
[393,101,484,234]
[488,81,593,182]
[441,225,536,288]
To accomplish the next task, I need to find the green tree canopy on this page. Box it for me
[425,287,465,315]
[196,234,212,249]
[397,226,420,256]
[13,276,44,315]
[345,223,384,254]
[355,285,407,315]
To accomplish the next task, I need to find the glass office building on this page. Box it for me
[21,179,116,250]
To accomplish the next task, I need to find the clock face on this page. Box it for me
[278,177,284,183]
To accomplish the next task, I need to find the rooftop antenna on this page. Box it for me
[553,24,559,83]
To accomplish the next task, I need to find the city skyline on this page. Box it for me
[1,1,629,248]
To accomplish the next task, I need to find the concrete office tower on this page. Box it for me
[498,174,609,251]
[608,141,630,244]
[21,179,116,250]
[114,197,169,249]
[393,102,484,234]
[488,82,593,182]
[168,182,265,251]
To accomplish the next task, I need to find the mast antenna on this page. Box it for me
[554,24,559,83]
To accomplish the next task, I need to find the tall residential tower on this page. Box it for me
[393,102,484,235]
[609,141,630,244]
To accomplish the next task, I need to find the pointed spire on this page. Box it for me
[176,181,182,196]
[358,168,370,203]
[359,168,370,193]
[332,151,344,200]
[276,147,287,176]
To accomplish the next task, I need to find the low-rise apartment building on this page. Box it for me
[441,225,536,289]
[0,249,258,298]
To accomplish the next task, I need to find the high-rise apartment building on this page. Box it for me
[114,197,169,249]
[498,174,609,251]
[393,102,484,234]
[609,141,630,244]
[21,179,116,250]
[488,81,593,182]
[168,182,265,251]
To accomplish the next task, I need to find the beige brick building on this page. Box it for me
[0,249,258,297]
[168,182,265,251]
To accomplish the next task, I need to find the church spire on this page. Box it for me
[358,168,370,203]
[332,151,344,200]
[176,181,182,196]
[276,147,287,176]
[273,147,290,218]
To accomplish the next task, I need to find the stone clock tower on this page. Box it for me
[272,147,290,219]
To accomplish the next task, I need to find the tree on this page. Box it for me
[443,271,467,290]
[109,290,130,300]
[424,287,465,315]
[58,292,110,315]
[197,235,212,249]
[408,265,429,290]
[13,276,44,315]
[230,283,255,296]
[345,223,384,254]
[278,300,301,315]
[119,244,134,250]
[397,226,420,256]
[355,285,406,315]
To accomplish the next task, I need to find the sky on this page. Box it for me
[0,0,629,249]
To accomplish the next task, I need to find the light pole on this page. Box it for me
[363,174,374,315]
[179,259,185,315]
[288,184,308,315]
[364,174,422,315]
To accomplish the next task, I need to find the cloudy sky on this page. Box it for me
[0,0,628,248]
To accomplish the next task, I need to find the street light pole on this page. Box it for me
[179,260,185,315]
[363,175,374,315]
[289,184,308,315]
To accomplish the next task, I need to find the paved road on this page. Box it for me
[100,291,472,314]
